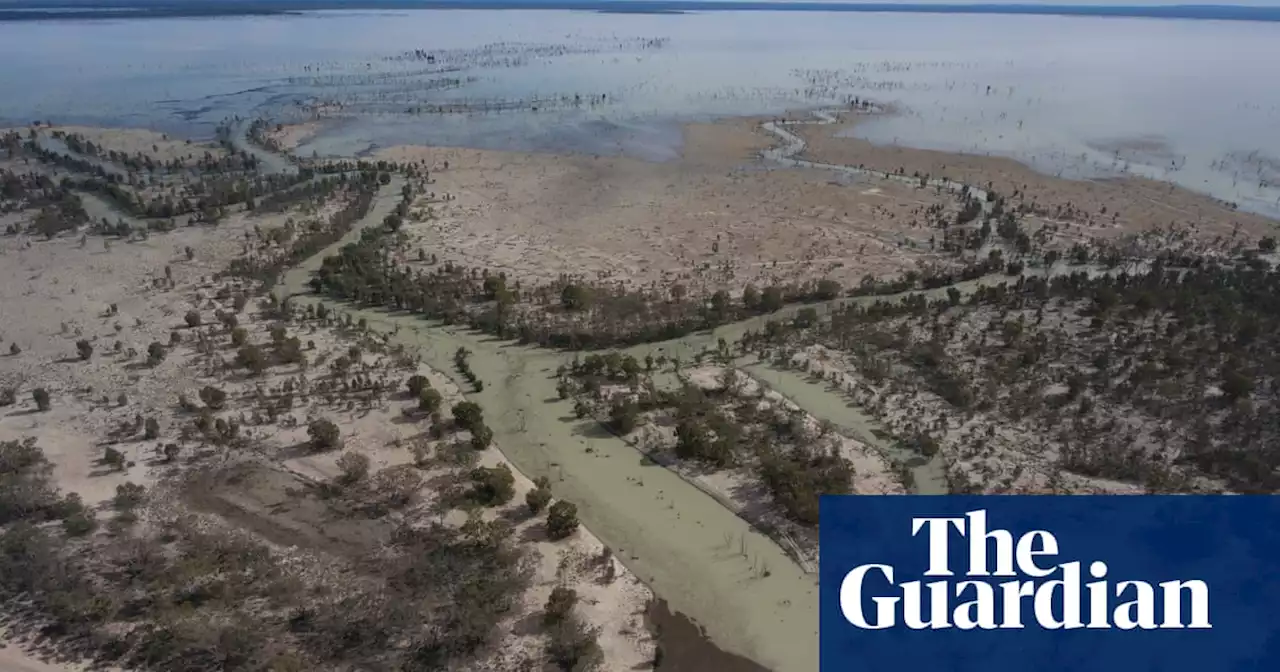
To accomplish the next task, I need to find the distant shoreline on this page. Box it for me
[3,1,1280,23]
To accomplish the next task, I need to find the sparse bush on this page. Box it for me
[144,417,160,440]
[76,339,93,361]
[231,327,248,347]
[336,451,371,485]
[147,341,166,366]
[274,336,302,364]
[237,344,268,375]
[366,465,423,511]
[419,387,443,413]
[543,586,577,625]
[199,385,227,410]
[162,443,180,463]
[8,342,19,356]
[793,307,818,329]
[406,374,430,397]
[113,482,146,510]
[526,482,552,514]
[103,447,126,472]
[815,278,842,300]
[469,463,515,506]
[546,500,579,540]
[452,401,484,433]
[561,284,591,311]
[308,418,342,452]
[184,310,201,328]
[470,424,494,450]
[545,616,602,671]
[0,388,15,407]
[609,400,640,434]
[760,285,785,312]
[32,388,50,412]
[0,437,47,478]
[758,446,851,525]
[62,510,97,537]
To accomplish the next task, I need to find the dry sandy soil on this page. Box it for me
[0,182,653,670]
[41,124,227,166]
[796,112,1279,251]
[261,120,325,154]
[342,105,1277,301]
[634,365,903,569]
[6,104,1280,670]
[373,136,957,295]
[780,343,1147,496]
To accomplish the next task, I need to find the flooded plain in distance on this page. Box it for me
[2,9,1279,211]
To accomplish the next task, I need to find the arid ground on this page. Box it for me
[2,102,1278,672]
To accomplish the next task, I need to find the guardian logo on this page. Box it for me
[840,510,1211,631]
[819,496,1280,672]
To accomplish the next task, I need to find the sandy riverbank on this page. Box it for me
[371,135,952,294]
[6,101,1279,672]
[0,170,654,672]
[266,101,1280,307]
[797,111,1278,247]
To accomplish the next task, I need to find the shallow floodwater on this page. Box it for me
[2,9,1279,211]
[275,211,824,672]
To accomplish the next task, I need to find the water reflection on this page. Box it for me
[1,9,1277,211]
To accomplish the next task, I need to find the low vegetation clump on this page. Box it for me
[0,132,637,671]
[561,357,860,533]
[32,387,50,412]
[526,476,553,514]
[543,585,577,625]
[546,500,580,540]
[308,417,342,452]
[308,195,987,351]
[469,463,516,506]
[198,385,227,410]
[739,252,1280,494]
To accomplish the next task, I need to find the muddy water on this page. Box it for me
[228,119,297,176]
[274,250,1046,672]
[273,313,821,672]
[648,599,771,672]
[741,361,948,495]
[278,186,820,671]
[763,109,991,208]
[270,118,1128,669]
[282,174,406,285]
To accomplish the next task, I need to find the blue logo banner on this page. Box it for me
[819,495,1280,671]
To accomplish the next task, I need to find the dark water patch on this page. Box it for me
[298,110,688,162]
[647,598,773,672]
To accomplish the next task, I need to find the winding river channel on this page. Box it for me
[277,202,822,672]
[34,108,1079,671]
[267,110,1009,672]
